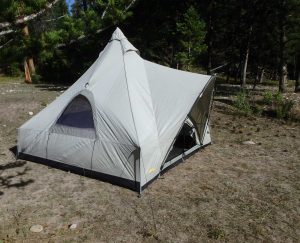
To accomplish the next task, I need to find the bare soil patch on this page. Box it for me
[0,79,299,242]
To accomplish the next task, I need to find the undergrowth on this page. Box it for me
[263,91,295,119]
[234,91,295,120]
[233,91,255,116]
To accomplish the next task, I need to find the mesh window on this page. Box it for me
[189,79,214,144]
[52,95,96,138]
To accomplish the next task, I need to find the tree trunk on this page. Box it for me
[295,71,300,92]
[279,23,287,93]
[207,15,213,74]
[82,0,87,11]
[24,60,32,84]
[278,5,287,92]
[279,63,288,92]
[253,67,264,90]
[295,55,300,92]
[234,63,240,83]
[241,44,250,89]
[253,66,260,90]
[259,68,264,83]
[241,25,252,89]
[187,40,191,71]
[23,25,36,75]
[27,58,36,74]
[226,64,231,83]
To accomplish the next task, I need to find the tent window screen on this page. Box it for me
[51,95,96,138]
[189,80,214,144]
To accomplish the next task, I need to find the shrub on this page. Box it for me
[262,91,273,105]
[262,91,295,119]
[234,91,253,115]
[31,74,42,83]
[273,95,294,119]
[6,62,22,76]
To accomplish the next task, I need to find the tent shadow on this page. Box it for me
[9,145,17,159]
[34,84,68,92]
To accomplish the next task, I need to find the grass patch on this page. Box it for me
[233,91,254,116]
[206,224,225,240]
[233,90,296,120]
[0,76,23,83]
[262,91,295,119]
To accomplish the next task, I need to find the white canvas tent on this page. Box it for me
[18,28,215,192]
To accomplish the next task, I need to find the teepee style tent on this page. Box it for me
[18,28,215,192]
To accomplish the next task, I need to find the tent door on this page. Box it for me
[165,118,199,163]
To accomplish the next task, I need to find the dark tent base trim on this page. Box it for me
[18,152,140,192]
[19,143,210,193]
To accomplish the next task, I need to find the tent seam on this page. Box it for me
[121,52,140,146]
[121,47,142,187]
[140,60,163,163]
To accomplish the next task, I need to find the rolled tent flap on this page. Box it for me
[17,28,214,192]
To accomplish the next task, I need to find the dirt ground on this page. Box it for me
[0,78,299,242]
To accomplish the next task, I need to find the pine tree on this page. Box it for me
[175,6,206,70]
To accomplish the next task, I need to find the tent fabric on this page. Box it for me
[18,28,214,192]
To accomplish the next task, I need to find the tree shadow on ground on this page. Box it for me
[215,83,242,97]
[215,82,270,98]
[214,98,234,106]
[0,147,34,197]
[213,103,239,117]
[34,84,68,92]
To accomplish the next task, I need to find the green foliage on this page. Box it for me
[234,91,253,115]
[262,91,274,105]
[272,92,295,119]
[175,6,207,69]
[0,0,49,22]
[206,224,225,240]
[262,91,295,119]
[5,62,22,77]
[0,0,299,86]
[31,74,42,83]
[276,100,295,119]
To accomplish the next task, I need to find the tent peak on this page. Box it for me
[110,27,127,41]
[110,27,139,54]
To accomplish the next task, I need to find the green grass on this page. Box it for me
[0,76,23,83]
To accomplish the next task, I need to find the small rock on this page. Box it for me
[242,140,256,145]
[69,223,77,230]
[28,111,34,116]
[30,224,43,233]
